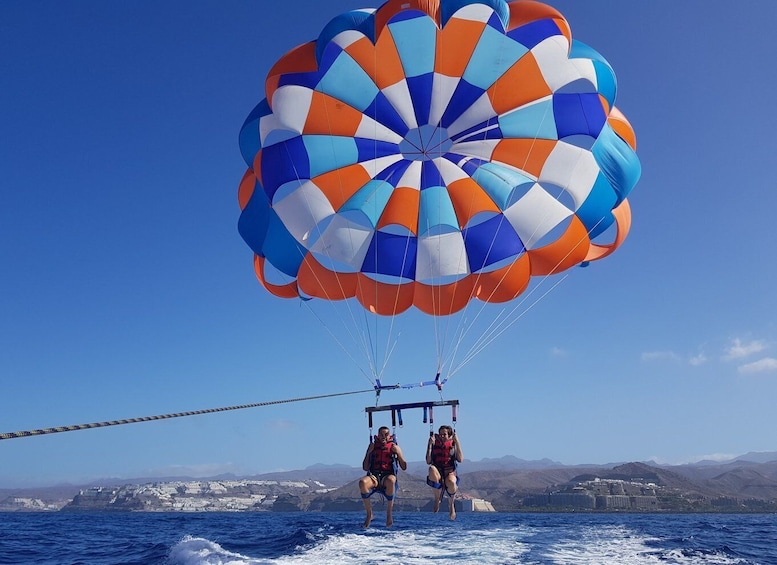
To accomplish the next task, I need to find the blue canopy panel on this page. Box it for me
[354,136,400,163]
[277,70,321,92]
[471,162,535,211]
[575,173,617,238]
[341,179,396,229]
[570,39,617,108]
[419,160,459,236]
[405,73,435,128]
[507,17,564,50]
[463,214,525,272]
[238,99,271,168]
[365,91,412,137]
[361,230,417,280]
[553,93,607,139]
[375,159,414,186]
[263,213,306,277]
[315,8,377,65]
[440,80,488,130]
[316,46,380,113]
[457,155,490,178]
[304,135,360,178]
[498,99,557,141]
[440,0,509,29]
[592,123,642,204]
[237,176,270,257]
[388,10,437,77]
[462,23,528,91]
[260,137,310,202]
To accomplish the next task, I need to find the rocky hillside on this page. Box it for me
[4,454,777,512]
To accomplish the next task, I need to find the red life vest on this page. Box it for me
[432,437,456,472]
[370,438,396,473]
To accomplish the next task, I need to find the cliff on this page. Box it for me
[4,454,777,513]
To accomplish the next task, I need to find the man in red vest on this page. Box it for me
[426,425,464,520]
[359,426,407,527]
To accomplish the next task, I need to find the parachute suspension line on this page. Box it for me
[0,388,376,442]
[440,64,555,372]
[276,138,374,374]
[440,148,473,382]
[256,107,382,390]
[374,231,414,386]
[274,143,370,368]
[373,322,397,389]
[290,238,380,386]
[449,272,571,377]
[367,38,393,387]
[418,191,443,377]
[435,25,523,382]
[301,301,377,387]
[439,316,472,384]
[432,164,448,378]
[440,205,524,381]
[444,190,604,379]
[449,214,594,376]
[314,99,384,385]
[360,305,382,385]
[401,100,450,377]
[448,213,609,377]
[278,139,318,284]
[443,206,511,383]
[431,155,467,382]
[356,66,399,388]
[292,95,409,390]
[435,155,457,383]
[436,58,478,378]
[443,65,595,380]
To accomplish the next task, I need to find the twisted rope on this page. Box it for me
[0,388,374,441]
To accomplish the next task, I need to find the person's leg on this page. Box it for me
[427,465,443,513]
[445,472,457,520]
[359,475,377,527]
[383,475,397,527]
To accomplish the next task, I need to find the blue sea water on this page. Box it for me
[1,512,775,564]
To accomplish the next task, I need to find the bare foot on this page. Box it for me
[449,499,456,521]
[362,510,373,528]
[386,514,393,528]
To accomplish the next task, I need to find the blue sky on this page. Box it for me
[2,1,776,488]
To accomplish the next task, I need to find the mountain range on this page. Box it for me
[3,451,777,512]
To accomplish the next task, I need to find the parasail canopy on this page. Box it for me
[237,0,641,383]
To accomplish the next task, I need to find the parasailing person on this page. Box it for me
[359,425,407,527]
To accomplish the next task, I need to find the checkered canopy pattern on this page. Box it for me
[238,0,641,316]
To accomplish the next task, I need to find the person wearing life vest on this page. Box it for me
[426,425,463,520]
[358,426,407,528]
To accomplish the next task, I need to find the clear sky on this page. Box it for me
[2,1,776,488]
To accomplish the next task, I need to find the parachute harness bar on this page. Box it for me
[0,388,375,441]
[366,399,459,443]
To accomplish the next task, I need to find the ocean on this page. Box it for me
[1,511,775,564]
